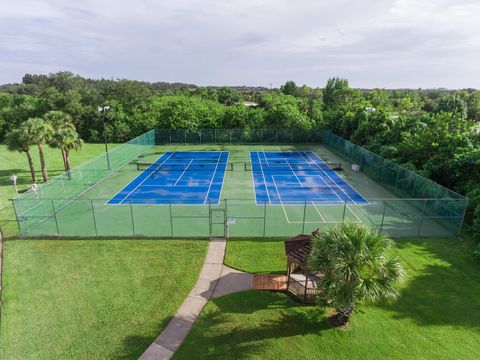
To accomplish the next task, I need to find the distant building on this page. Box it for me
[242,101,260,108]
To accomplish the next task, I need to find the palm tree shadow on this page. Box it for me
[378,238,480,330]
[176,291,329,359]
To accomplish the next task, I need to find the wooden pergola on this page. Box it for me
[284,230,321,304]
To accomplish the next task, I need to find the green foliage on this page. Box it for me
[217,87,242,105]
[309,223,405,324]
[280,80,297,96]
[436,94,468,119]
[473,243,480,264]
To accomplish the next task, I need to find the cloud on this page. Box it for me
[0,0,479,88]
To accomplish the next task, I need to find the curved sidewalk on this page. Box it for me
[139,238,253,360]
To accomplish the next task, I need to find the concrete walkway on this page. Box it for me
[139,238,253,360]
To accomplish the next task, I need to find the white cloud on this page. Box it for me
[0,0,479,88]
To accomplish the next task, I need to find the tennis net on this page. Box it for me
[136,162,234,172]
[245,161,342,172]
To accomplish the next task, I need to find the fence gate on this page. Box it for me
[209,203,226,238]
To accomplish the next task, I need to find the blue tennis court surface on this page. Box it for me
[107,151,229,205]
[251,151,367,205]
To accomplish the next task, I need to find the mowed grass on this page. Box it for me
[0,239,208,359]
[175,237,480,359]
[0,143,116,236]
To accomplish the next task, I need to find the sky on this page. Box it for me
[0,0,479,88]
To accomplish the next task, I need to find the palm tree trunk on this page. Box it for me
[333,303,355,326]
[61,148,68,172]
[37,144,49,182]
[25,150,37,183]
[65,149,71,171]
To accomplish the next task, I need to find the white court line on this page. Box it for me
[174,159,193,186]
[119,152,174,204]
[286,159,303,187]
[261,150,271,166]
[256,152,272,204]
[215,152,230,205]
[271,175,291,222]
[203,152,222,204]
[312,203,326,222]
[302,152,361,222]
[299,152,344,203]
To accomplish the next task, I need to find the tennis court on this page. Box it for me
[250,151,367,205]
[10,129,468,238]
[107,151,229,205]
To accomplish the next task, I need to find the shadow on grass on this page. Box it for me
[380,238,480,330]
[175,291,328,360]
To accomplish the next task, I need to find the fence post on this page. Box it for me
[90,200,98,237]
[302,201,307,234]
[51,200,60,236]
[214,129,217,144]
[208,201,212,238]
[416,199,428,237]
[169,203,174,238]
[263,201,267,238]
[224,199,228,238]
[380,201,387,233]
[184,129,186,144]
[11,199,22,237]
[342,199,347,222]
[129,200,136,237]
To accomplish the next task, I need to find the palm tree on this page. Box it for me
[308,222,405,327]
[25,118,53,182]
[51,126,83,171]
[5,127,37,183]
[44,111,82,171]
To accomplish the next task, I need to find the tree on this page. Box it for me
[44,110,82,171]
[308,223,405,326]
[436,94,468,119]
[25,118,53,182]
[5,126,37,183]
[217,87,242,106]
[280,81,297,96]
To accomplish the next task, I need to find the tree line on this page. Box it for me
[0,72,479,249]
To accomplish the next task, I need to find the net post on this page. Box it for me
[380,201,387,233]
[51,200,60,236]
[342,199,347,222]
[90,200,98,237]
[302,200,307,234]
[129,199,136,237]
[169,203,174,238]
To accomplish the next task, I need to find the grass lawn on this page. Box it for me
[0,143,116,236]
[0,238,208,359]
[176,237,480,359]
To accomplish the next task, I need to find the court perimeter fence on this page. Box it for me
[7,128,468,239]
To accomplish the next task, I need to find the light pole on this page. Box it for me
[10,175,18,197]
[98,105,111,171]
